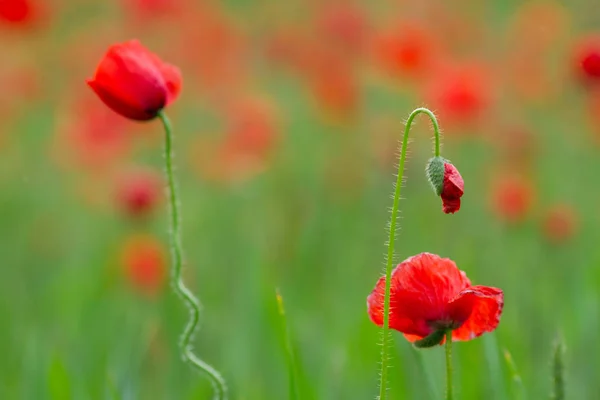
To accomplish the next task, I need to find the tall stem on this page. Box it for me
[158,111,227,400]
[445,330,454,400]
[379,107,442,400]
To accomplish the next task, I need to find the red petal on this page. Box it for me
[159,63,182,106]
[442,197,461,214]
[441,163,464,214]
[127,39,182,105]
[448,285,503,341]
[87,79,157,121]
[442,163,464,197]
[367,253,471,338]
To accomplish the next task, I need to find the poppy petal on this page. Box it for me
[448,285,504,341]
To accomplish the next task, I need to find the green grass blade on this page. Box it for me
[550,336,566,400]
[276,289,299,400]
[47,354,71,400]
[483,333,507,400]
[503,349,526,400]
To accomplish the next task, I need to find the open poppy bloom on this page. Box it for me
[87,40,181,121]
[367,253,503,345]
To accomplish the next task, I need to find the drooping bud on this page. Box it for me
[426,156,446,195]
[427,157,464,214]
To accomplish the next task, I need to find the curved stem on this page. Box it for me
[379,107,442,400]
[158,111,227,400]
[445,330,453,400]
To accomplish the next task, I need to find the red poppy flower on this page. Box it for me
[87,40,182,121]
[121,234,166,295]
[367,253,503,344]
[441,162,464,214]
[115,168,162,218]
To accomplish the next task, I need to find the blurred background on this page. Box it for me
[1,0,599,399]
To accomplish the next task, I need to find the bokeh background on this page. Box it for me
[2,0,600,399]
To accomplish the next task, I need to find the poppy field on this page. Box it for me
[2,1,600,399]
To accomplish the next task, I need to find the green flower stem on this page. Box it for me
[379,107,442,400]
[445,330,453,400]
[158,111,227,400]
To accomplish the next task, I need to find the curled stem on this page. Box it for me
[158,111,227,400]
[445,330,453,400]
[379,107,442,400]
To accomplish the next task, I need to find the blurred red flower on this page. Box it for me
[441,162,464,214]
[573,35,600,86]
[315,2,368,58]
[53,95,133,170]
[367,253,503,344]
[0,0,37,25]
[178,5,245,93]
[490,174,534,223]
[115,168,163,218]
[542,204,578,244]
[371,22,437,80]
[310,60,358,119]
[222,97,279,159]
[87,40,182,121]
[423,61,493,129]
[190,96,279,183]
[121,234,166,295]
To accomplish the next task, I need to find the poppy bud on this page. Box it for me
[426,156,445,195]
[427,157,464,214]
[87,40,182,121]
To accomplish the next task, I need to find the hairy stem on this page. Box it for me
[445,330,453,400]
[158,111,227,400]
[379,107,442,400]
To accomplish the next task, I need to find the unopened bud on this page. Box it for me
[426,156,446,196]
